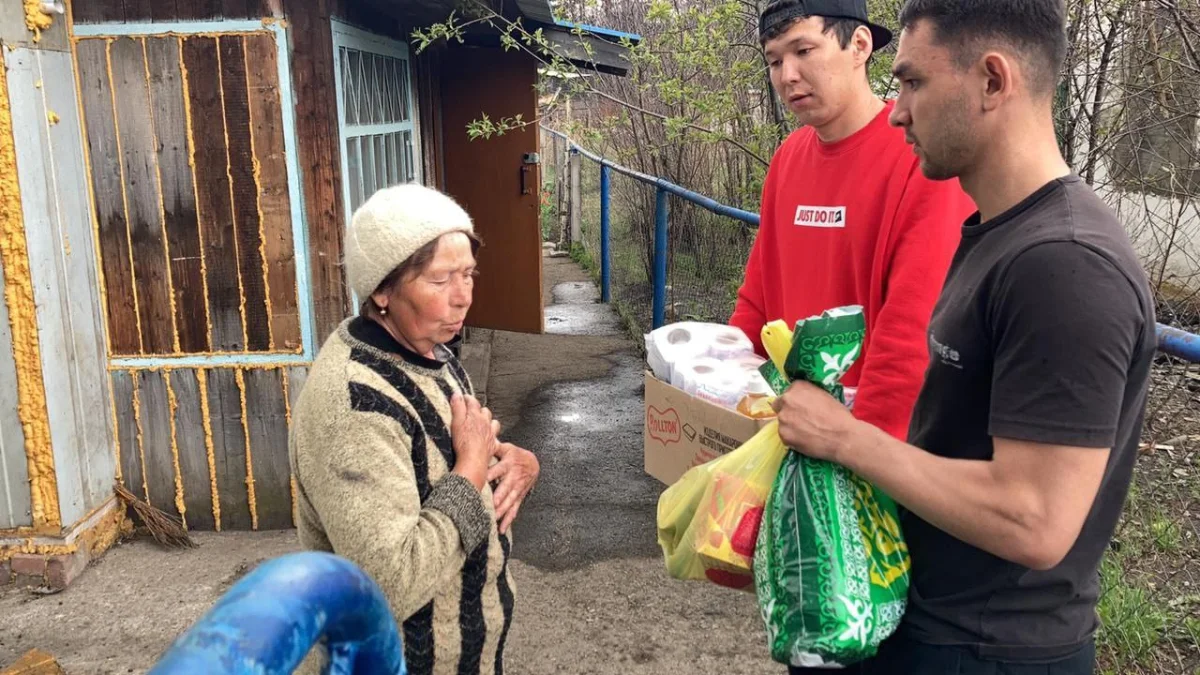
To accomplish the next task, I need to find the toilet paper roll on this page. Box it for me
[647,322,716,383]
[670,356,727,394]
[705,327,755,360]
[731,354,767,372]
[729,355,772,396]
[670,356,749,410]
[694,368,750,410]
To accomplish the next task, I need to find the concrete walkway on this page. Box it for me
[0,256,776,674]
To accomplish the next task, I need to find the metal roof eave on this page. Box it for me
[533,20,637,76]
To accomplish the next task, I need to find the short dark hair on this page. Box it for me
[759,0,866,49]
[360,231,483,316]
[898,0,1067,96]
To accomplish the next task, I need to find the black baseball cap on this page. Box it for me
[759,0,893,52]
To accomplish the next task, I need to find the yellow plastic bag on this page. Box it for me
[655,319,795,591]
[657,422,789,590]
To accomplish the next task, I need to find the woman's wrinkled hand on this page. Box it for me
[450,394,498,490]
[488,443,540,534]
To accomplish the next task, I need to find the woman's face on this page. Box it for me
[373,232,476,357]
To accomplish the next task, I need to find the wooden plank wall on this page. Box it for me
[5,45,118,526]
[72,0,412,347]
[67,1,431,530]
[77,34,301,357]
[289,1,351,342]
[74,28,310,530]
[111,365,305,531]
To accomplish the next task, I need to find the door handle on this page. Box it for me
[521,152,540,196]
[520,165,533,195]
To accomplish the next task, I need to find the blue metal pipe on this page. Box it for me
[149,552,406,675]
[1157,323,1200,362]
[543,126,760,227]
[600,165,612,303]
[650,177,760,226]
[653,188,670,329]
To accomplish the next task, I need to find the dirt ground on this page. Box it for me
[0,256,779,674]
[0,533,773,675]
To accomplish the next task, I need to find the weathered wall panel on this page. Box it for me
[170,369,215,530]
[146,36,209,354]
[244,368,291,530]
[245,32,301,351]
[219,35,271,352]
[0,255,32,529]
[109,36,176,355]
[290,0,350,341]
[77,39,140,355]
[6,46,116,527]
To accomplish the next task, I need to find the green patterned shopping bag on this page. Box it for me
[754,306,911,668]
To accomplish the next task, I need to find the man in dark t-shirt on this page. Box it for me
[770,1,1157,673]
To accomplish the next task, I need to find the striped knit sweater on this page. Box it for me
[289,317,515,675]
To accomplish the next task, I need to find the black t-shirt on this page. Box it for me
[901,175,1157,661]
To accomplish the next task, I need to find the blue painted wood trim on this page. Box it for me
[268,22,318,361]
[72,20,268,37]
[110,352,311,369]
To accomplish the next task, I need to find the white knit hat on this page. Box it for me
[345,183,475,300]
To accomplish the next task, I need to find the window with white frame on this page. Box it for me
[332,22,421,218]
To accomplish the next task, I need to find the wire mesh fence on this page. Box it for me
[540,128,757,341]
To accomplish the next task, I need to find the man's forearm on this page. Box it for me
[836,423,1058,570]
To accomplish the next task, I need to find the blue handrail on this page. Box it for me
[149,552,406,675]
[544,126,1200,361]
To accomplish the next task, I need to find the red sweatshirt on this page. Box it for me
[730,101,975,441]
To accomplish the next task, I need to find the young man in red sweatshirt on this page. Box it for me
[730,0,975,444]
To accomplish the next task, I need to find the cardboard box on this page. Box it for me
[644,371,772,485]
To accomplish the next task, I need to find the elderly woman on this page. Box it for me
[289,184,540,674]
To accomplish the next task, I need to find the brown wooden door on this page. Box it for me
[440,47,544,334]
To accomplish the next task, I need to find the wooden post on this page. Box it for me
[569,148,582,248]
[555,136,567,246]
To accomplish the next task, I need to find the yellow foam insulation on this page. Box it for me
[131,374,150,504]
[33,80,42,90]
[106,374,122,482]
[281,368,298,526]
[0,61,61,531]
[164,372,187,528]
[196,369,221,531]
[45,111,59,125]
[23,0,53,43]
[0,541,75,563]
[0,503,129,563]
[235,369,259,530]
[78,502,130,557]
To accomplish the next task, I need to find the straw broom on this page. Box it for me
[114,482,196,549]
